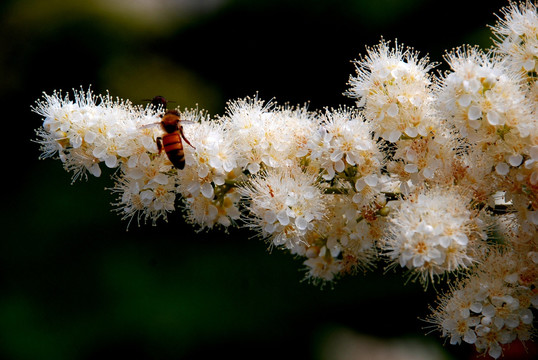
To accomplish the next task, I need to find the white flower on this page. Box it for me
[382,186,485,282]
[180,113,237,187]
[111,156,176,226]
[492,1,538,76]
[224,96,316,173]
[33,88,161,181]
[239,167,326,252]
[182,189,241,230]
[429,250,538,358]
[436,46,535,189]
[173,112,243,230]
[301,194,379,281]
[303,250,342,283]
[347,40,437,142]
[307,107,383,183]
[389,128,459,187]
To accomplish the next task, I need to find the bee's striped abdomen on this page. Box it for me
[162,131,185,169]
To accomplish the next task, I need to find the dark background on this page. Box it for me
[1,0,524,359]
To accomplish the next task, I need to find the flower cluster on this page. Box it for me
[239,167,326,252]
[492,1,538,79]
[382,186,487,284]
[436,47,536,195]
[34,1,538,357]
[429,246,537,359]
[347,40,437,143]
[34,90,159,180]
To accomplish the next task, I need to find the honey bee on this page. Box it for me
[142,96,195,170]
[148,95,168,110]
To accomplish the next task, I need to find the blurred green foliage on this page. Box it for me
[1,0,509,359]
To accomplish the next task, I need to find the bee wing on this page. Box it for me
[139,121,161,129]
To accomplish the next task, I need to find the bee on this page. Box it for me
[142,96,195,170]
[148,95,169,110]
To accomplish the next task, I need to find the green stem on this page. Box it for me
[224,179,238,187]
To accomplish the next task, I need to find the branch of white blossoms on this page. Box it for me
[33,1,537,358]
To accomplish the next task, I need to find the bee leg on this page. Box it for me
[156,137,163,154]
[180,127,196,149]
